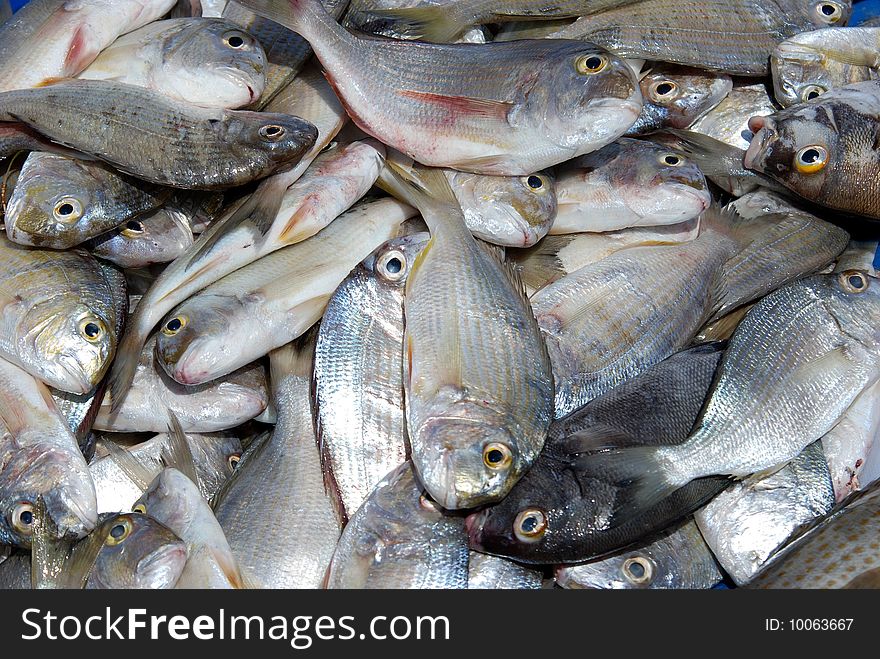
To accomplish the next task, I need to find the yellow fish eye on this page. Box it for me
[120,219,145,237]
[649,80,678,103]
[839,270,869,294]
[222,31,249,49]
[513,508,547,542]
[260,124,286,141]
[162,315,187,336]
[815,1,843,23]
[79,317,107,343]
[800,85,826,102]
[227,453,241,470]
[105,517,133,546]
[622,556,655,585]
[522,174,549,194]
[483,442,512,470]
[11,501,35,534]
[794,145,828,174]
[132,503,147,514]
[660,153,684,167]
[575,54,608,75]
[53,197,83,224]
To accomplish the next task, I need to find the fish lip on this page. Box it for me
[50,356,94,395]
[137,542,188,588]
[464,510,487,549]
[743,118,776,171]
[52,489,98,540]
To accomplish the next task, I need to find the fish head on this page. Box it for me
[5,156,99,247]
[801,0,851,27]
[825,270,880,344]
[155,293,248,386]
[771,41,836,108]
[133,468,197,537]
[216,111,319,166]
[22,301,115,394]
[411,411,529,510]
[0,442,97,546]
[97,210,193,267]
[743,105,839,201]
[87,513,187,589]
[534,46,642,151]
[450,171,557,247]
[364,232,432,286]
[639,65,733,129]
[157,19,267,108]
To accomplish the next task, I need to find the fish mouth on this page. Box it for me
[464,510,488,549]
[137,541,188,589]
[49,355,95,395]
[50,488,98,540]
[743,115,777,172]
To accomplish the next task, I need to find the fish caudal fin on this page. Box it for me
[362,5,470,43]
[376,151,461,232]
[574,445,679,527]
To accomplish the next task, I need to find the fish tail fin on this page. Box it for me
[105,327,147,415]
[362,5,469,42]
[161,412,200,490]
[185,174,288,269]
[574,445,680,527]
[377,151,460,233]
[270,328,317,384]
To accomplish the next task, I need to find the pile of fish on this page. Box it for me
[0,0,878,590]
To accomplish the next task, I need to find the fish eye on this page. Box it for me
[815,1,843,22]
[649,80,678,102]
[513,508,547,542]
[105,518,132,545]
[79,317,106,343]
[661,153,684,167]
[223,31,249,49]
[162,315,187,336]
[11,501,35,534]
[800,85,826,102]
[227,453,241,470]
[794,145,828,174]
[377,249,408,282]
[121,220,145,237]
[260,124,286,141]
[622,556,654,585]
[575,54,608,75]
[132,504,147,514]
[482,442,512,470]
[320,140,339,153]
[839,270,869,294]
[53,197,83,223]
[522,174,549,194]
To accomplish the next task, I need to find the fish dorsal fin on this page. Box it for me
[29,497,69,589]
[376,150,460,227]
[102,439,157,492]
[60,522,108,589]
[161,412,200,490]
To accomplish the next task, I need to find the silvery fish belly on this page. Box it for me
[556,520,722,589]
[314,233,428,521]
[695,441,835,586]
[467,552,544,589]
[691,83,777,151]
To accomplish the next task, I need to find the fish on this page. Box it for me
[690,82,777,151]
[223,0,347,109]
[467,552,544,589]
[444,169,556,248]
[510,219,701,296]
[819,380,880,501]
[90,432,242,514]
[580,271,880,528]
[694,440,835,585]
[0,236,121,393]
[0,0,178,91]
[326,463,469,589]
[235,0,642,176]
[135,467,243,588]
[78,18,268,109]
[86,207,195,269]
[313,232,429,521]
[748,481,880,588]
[213,336,341,588]
[835,239,880,276]
[204,0,231,16]
[5,151,169,249]
[105,137,383,410]
[534,201,848,418]
[466,343,729,563]
[745,80,880,219]
[378,159,555,510]
[155,197,415,385]
[692,304,754,344]
[0,357,97,547]
[555,520,722,589]
[771,27,880,108]
[0,512,187,589]
[547,0,852,76]
[549,138,710,234]
[625,64,732,135]
[0,78,318,189]
[94,336,268,433]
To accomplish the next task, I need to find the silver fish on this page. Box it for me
[87,207,195,269]
[467,552,543,589]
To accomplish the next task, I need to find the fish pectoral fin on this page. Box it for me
[362,5,469,42]
[792,345,855,385]
[396,90,514,123]
[738,465,789,491]
[33,76,76,88]
[562,424,639,455]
